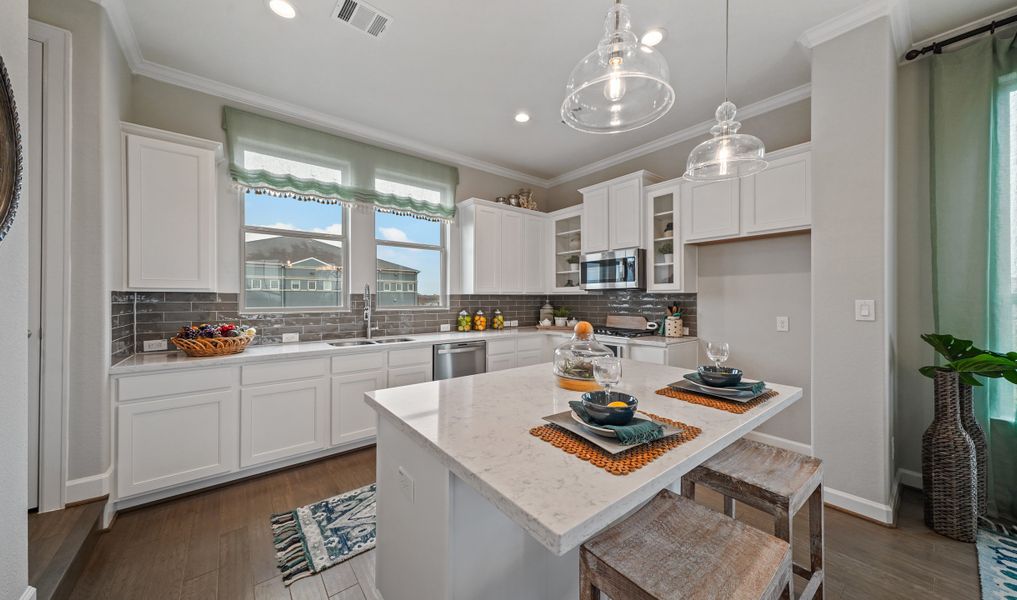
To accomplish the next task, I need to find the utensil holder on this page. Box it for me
[665,317,683,338]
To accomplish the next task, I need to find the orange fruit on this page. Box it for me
[574,321,593,335]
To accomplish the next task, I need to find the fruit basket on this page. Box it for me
[171,323,256,357]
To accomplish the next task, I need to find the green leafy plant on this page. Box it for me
[553,306,571,318]
[657,241,674,255]
[566,254,580,265]
[919,333,1017,387]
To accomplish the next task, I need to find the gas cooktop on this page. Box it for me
[593,326,656,338]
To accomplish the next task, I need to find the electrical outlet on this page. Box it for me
[855,300,876,321]
[143,339,168,352]
[776,316,789,332]
[683,327,690,336]
[282,332,299,343]
[397,466,414,503]
[509,320,518,327]
[439,323,451,332]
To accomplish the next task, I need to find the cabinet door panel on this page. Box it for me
[523,215,545,293]
[582,187,610,253]
[388,364,433,387]
[117,389,238,497]
[332,370,386,445]
[487,353,517,373]
[609,178,643,249]
[742,152,811,234]
[500,212,524,293]
[240,378,329,467]
[126,135,216,290]
[682,179,740,241]
[516,349,543,368]
[474,206,502,293]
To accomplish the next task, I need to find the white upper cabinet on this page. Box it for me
[123,123,220,291]
[740,149,811,235]
[681,178,740,242]
[681,144,811,244]
[579,171,660,253]
[459,198,547,294]
[645,183,697,293]
[548,205,584,294]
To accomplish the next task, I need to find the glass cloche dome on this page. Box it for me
[553,322,614,391]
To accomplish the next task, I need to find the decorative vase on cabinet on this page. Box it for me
[922,371,978,542]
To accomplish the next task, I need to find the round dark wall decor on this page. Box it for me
[0,52,23,244]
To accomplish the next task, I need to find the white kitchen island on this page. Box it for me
[364,360,803,600]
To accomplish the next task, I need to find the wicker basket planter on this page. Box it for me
[958,383,989,516]
[922,371,978,542]
[171,334,253,357]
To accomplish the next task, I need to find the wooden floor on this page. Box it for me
[67,446,979,599]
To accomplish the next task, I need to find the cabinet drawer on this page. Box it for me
[388,364,432,387]
[388,347,432,368]
[332,352,387,375]
[487,338,517,356]
[516,349,543,368]
[118,367,235,402]
[516,335,544,352]
[241,358,329,386]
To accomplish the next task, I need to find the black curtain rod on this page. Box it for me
[905,12,1017,60]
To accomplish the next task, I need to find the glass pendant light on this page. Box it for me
[684,0,766,180]
[561,1,674,134]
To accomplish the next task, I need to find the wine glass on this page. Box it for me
[706,342,730,369]
[593,356,622,399]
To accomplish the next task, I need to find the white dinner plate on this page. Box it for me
[570,411,617,438]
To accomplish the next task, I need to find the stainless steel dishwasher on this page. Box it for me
[433,341,487,380]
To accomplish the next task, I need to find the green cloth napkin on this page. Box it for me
[568,400,664,445]
[683,373,767,395]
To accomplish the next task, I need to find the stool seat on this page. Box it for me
[581,489,791,600]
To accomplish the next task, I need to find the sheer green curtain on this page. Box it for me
[222,107,459,221]
[931,34,1017,520]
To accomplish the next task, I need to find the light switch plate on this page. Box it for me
[397,466,414,503]
[282,332,299,343]
[776,316,789,332]
[439,323,451,332]
[143,339,168,352]
[855,300,876,321]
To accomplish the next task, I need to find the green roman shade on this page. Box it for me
[222,106,458,221]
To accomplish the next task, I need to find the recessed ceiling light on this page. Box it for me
[514,112,531,123]
[641,28,666,47]
[269,0,297,19]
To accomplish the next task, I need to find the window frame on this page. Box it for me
[373,173,449,311]
[239,187,350,314]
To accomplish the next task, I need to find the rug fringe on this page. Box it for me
[271,510,313,585]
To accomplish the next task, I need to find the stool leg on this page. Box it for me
[723,496,736,518]
[580,565,601,600]
[681,477,695,500]
[808,484,825,600]
[774,511,793,599]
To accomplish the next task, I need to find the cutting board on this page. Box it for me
[605,315,648,330]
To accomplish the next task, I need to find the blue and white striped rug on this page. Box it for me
[979,524,1017,599]
[271,483,377,585]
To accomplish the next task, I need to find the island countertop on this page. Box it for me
[365,360,802,556]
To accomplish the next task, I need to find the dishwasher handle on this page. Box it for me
[436,347,482,355]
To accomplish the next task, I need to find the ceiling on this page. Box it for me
[114,0,1015,184]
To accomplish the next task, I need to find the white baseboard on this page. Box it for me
[824,486,896,524]
[743,430,814,456]
[897,468,922,490]
[21,586,37,600]
[65,466,112,504]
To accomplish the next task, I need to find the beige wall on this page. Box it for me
[895,58,934,480]
[697,234,813,447]
[543,99,812,211]
[0,0,29,596]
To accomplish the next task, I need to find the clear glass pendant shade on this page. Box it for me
[684,101,767,181]
[561,3,675,134]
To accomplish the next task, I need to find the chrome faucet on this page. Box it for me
[363,284,379,339]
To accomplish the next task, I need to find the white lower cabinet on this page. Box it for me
[389,364,432,387]
[117,388,239,498]
[487,353,517,372]
[332,370,387,445]
[240,377,330,468]
[516,349,543,367]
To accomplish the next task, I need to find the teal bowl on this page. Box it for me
[581,391,637,426]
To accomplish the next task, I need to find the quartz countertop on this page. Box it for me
[109,328,698,375]
[365,360,802,555]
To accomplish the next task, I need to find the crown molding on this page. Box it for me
[798,0,912,59]
[545,84,812,187]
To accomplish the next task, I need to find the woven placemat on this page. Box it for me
[528,411,702,476]
[654,386,779,414]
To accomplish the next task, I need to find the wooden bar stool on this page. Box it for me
[682,439,824,600]
[580,489,792,600]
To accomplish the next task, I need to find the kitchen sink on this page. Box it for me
[372,337,416,344]
[329,340,378,347]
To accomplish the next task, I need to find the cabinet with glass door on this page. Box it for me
[645,182,697,292]
[548,205,585,293]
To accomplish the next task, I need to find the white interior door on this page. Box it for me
[27,39,43,510]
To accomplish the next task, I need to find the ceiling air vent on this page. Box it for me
[332,0,392,38]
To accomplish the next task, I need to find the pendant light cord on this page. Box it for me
[724,0,730,101]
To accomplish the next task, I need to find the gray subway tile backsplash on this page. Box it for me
[110,290,696,362]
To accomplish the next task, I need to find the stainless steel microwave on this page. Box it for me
[580,248,646,290]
